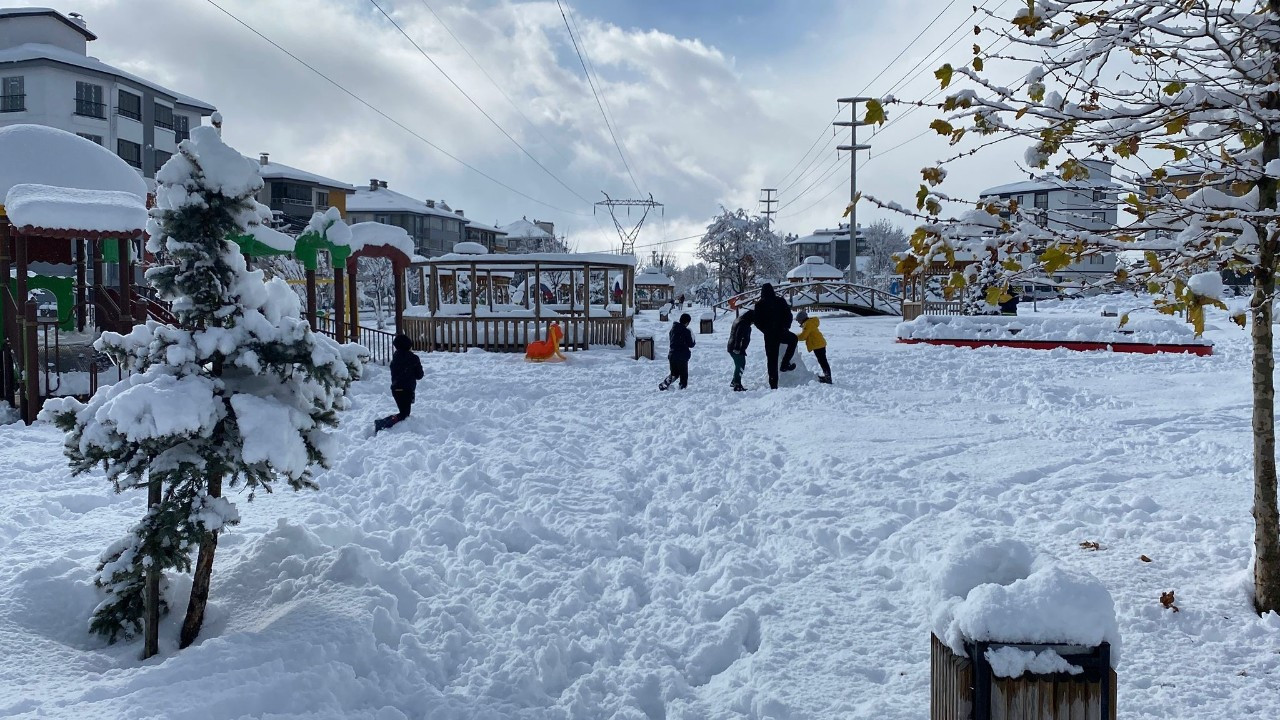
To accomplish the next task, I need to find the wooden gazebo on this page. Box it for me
[634,267,675,310]
[900,252,978,321]
[405,252,635,352]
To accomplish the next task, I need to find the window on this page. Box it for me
[1089,254,1106,265]
[154,149,172,173]
[154,103,174,131]
[117,90,141,120]
[77,133,103,145]
[174,114,190,142]
[117,139,142,168]
[75,81,105,118]
[270,181,312,204]
[375,215,390,224]
[1033,192,1049,210]
[1091,211,1107,223]
[430,217,444,231]
[1,76,24,112]
[315,190,329,209]
[1092,189,1106,202]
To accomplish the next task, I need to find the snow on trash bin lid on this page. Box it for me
[930,534,1121,667]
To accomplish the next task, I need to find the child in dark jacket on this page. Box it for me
[376,333,424,432]
[659,313,695,390]
[726,309,754,391]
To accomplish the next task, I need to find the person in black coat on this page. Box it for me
[659,313,695,390]
[726,309,754,391]
[752,284,798,390]
[377,333,424,432]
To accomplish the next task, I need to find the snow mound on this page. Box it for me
[0,124,147,201]
[899,314,1209,345]
[4,183,147,234]
[985,646,1082,678]
[931,536,1120,666]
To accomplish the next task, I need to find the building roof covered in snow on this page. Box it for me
[500,218,553,239]
[0,124,147,201]
[786,256,844,281]
[346,184,463,218]
[981,160,1120,197]
[0,23,214,112]
[252,157,353,192]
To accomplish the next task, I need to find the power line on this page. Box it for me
[775,107,844,190]
[853,0,961,99]
[368,0,593,206]
[565,4,637,183]
[780,127,850,196]
[879,0,1005,100]
[413,0,577,168]
[555,0,644,195]
[203,0,589,216]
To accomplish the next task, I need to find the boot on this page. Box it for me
[818,376,832,384]
[732,382,747,392]
[658,375,675,391]
[781,362,797,372]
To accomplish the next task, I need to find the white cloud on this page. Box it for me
[12,0,1037,264]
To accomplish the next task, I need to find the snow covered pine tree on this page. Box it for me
[41,126,366,657]
[861,0,1280,614]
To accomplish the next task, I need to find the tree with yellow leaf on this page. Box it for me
[862,0,1280,614]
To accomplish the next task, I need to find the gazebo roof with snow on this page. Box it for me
[635,268,675,287]
[786,256,844,281]
[0,124,147,202]
[0,125,148,236]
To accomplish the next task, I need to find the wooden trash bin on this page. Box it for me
[931,634,1116,720]
[699,314,714,334]
[659,309,669,322]
[634,334,655,361]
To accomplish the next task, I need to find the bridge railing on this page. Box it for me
[712,281,902,318]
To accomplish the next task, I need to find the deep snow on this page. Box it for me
[1,296,1278,719]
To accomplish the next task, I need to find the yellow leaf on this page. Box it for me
[1162,81,1186,96]
[1118,312,1130,328]
[863,99,886,126]
[1040,245,1073,273]
[1115,268,1129,284]
[896,254,920,277]
[1016,106,1029,120]
[1144,251,1163,274]
[930,119,954,136]
[1232,313,1247,329]
[973,57,984,72]
[1002,258,1022,272]
[935,63,954,90]
[916,184,929,211]
[985,286,1008,306]
[1165,114,1188,135]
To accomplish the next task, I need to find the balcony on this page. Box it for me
[117,106,141,121]
[74,99,106,119]
[155,118,174,131]
[0,94,24,113]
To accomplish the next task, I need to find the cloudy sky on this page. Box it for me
[42,0,1030,262]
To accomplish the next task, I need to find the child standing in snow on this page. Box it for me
[726,309,754,391]
[659,313,695,390]
[794,310,832,384]
[376,333,424,432]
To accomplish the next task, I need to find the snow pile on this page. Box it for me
[984,646,1083,678]
[243,222,296,253]
[452,241,488,255]
[786,256,844,281]
[347,221,415,258]
[931,536,1121,666]
[3,183,147,234]
[898,314,1211,345]
[1188,271,1225,301]
[0,124,147,201]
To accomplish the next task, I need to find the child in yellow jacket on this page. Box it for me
[794,310,832,384]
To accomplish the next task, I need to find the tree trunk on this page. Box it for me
[1254,22,1280,613]
[180,473,221,648]
[142,478,161,659]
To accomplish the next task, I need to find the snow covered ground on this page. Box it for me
[1,296,1278,718]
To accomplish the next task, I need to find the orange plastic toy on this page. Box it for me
[525,323,566,362]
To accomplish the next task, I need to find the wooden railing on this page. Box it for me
[403,315,631,353]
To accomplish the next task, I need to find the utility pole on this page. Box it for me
[835,97,873,283]
[759,188,778,230]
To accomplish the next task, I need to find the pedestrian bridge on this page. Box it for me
[711,281,902,318]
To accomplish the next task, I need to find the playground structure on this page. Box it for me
[713,280,902,318]
[0,125,153,424]
[524,323,565,362]
[404,251,635,352]
[899,255,978,320]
